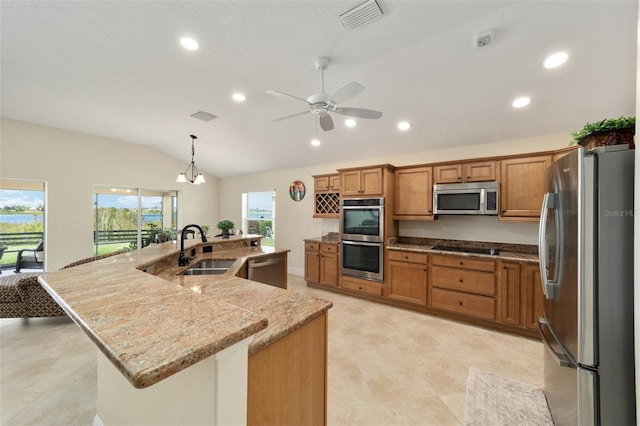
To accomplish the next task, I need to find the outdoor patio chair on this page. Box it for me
[14,241,44,273]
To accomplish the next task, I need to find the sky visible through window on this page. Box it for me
[0,189,44,209]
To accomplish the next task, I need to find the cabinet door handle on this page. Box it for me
[457,177,462,180]
[501,210,506,214]
[467,176,471,180]
[459,261,464,266]
[459,301,463,306]
[459,279,463,283]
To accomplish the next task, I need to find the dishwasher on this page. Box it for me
[247,253,287,289]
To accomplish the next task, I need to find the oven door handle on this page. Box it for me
[342,240,381,247]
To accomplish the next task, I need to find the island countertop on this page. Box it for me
[39,236,332,389]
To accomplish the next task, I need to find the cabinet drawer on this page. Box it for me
[431,266,496,296]
[388,250,428,264]
[431,288,495,320]
[305,242,319,252]
[431,254,496,272]
[340,277,382,296]
[320,243,338,254]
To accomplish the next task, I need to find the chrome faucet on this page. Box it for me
[178,224,208,266]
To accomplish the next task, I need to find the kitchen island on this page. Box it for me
[39,235,332,425]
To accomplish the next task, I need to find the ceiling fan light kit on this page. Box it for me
[267,56,383,133]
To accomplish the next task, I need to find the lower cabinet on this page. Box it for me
[304,241,339,287]
[340,276,382,296]
[524,264,544,330]
[430,254,497,321]
[499,262,522,326]
[386,250,428,305]
[319,244,339,287]
[304,244,544,338]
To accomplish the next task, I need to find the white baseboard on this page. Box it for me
[288,267,304,276]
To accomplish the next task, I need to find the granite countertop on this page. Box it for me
[304,232,340,244]
[387,237,539,263]
[39,237,332,389]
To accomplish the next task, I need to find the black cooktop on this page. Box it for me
[431,245,499,255]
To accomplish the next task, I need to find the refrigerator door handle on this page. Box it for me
[538,193,562,299]
[538,317,575,368]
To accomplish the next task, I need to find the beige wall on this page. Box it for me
[218,132,569,275]
[0,118,219,270]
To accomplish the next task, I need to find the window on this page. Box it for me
[242,191,275,247]
[93,186,177,255]
[0,179,45,270]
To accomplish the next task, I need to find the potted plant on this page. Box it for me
[201,224,211,238]
[570,116,635,150]
[216,220,235,239]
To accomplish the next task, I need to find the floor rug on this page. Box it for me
[464,367,554,425]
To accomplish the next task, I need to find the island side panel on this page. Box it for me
[247,312,328,426]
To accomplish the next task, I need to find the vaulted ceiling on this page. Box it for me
[1,1,637,178]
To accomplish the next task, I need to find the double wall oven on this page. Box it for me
[340,197,384,282]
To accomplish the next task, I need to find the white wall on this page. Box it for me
[218,132,569,274]
[0,118,219,270]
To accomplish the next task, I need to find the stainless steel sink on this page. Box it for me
[179,259,236,275]
[181,268,228,275]
[190,259,235,269]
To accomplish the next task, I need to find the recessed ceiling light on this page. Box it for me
[397,121,411,131]
[310,138,321,147]
[345,119,357,128]
[544,51,568,69]
[180,37,199,51]
[232,93,246,102]
[512,96,531,108]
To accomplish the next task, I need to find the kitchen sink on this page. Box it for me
[179,259,236,275]
[190,259,235,269]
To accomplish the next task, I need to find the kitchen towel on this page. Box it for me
[464,366,553,426]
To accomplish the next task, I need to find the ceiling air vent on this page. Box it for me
[190,110,218,122]
[339,0,384,31]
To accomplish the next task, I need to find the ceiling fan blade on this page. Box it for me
[333,107,383,119]
[319,113,334,131]
[266,90,309,104]
[328,81,364,104]
[271,110,310,122]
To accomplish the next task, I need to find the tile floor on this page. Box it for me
[1,274,543,425]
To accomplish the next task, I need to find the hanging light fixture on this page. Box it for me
[176,134,206,184]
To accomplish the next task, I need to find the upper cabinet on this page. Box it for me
[314,174,340,193]
[499,155,552,221]
[340,166,385,197]
[313,174,340,218]
[394,166,433,220]
[434,160,496,184]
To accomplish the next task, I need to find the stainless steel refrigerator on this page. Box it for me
[538,145,635,425]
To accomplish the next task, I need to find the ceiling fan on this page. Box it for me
[267,57,383,132]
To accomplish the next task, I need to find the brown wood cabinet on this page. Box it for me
[434,160,496,184]
[313,174,340,218]
[314,173,340,192]
[304,241,339,287]
[304,242,320,283]
[393,166,433,220]
[340,275,382,296]
[386,250,428,305]
[319,243,339,287]
[430,254,497,320]
[499,261,522,326]
[340,167,384,196]
[524,263,544,330]
[248,313,327,425]
[499,155,552,221]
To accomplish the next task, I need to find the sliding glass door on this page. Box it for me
[93,186,177,255]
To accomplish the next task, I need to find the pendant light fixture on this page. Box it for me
[176,134,206,184]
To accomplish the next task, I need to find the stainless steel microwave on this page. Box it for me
[433,181,499,215]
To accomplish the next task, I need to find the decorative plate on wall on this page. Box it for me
[289,181,305,201]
